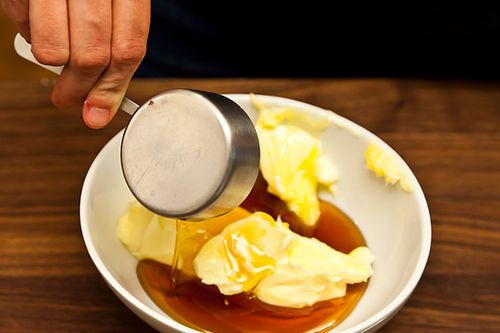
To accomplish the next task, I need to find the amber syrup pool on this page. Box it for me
[137,174,369,333]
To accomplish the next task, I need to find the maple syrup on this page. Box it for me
[168,219,182,292]
[137,173,369,333]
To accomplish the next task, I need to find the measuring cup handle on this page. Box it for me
[13,33,139,115]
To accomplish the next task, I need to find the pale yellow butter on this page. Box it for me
[365,143,413,192]
[117,201,250,276]
[117,201,177,265]
[194,212,374,308]
[253,97,338,227]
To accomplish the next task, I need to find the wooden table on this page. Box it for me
[1,79,499,333]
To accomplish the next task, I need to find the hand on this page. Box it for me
[1,0,150,129]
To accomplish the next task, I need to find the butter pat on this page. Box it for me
[253,97,338,227]
[194,212,374,308]
[365,143,413,192]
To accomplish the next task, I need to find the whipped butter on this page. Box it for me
[194,211,374,308]
[252,96,338,227]
[365,142,413,192]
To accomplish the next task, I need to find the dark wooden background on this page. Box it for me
[0,79,499,332]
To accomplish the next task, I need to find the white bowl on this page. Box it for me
[80,94,431,333]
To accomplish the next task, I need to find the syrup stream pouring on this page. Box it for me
[14,34,260,220]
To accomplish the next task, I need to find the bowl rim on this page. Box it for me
[80,93,432,333]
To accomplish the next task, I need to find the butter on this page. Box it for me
[117,201,251,276]
[117,201,176,265]
[253,97,338,227]
[194,212,374,308]
[365,143,413,192]
[251,94,330,131]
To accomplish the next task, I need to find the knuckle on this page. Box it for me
[51,91,68,109]
[15,15,29,27]
[73,48,111,72]
[51,85,79,109]
[2,0,27,19]
[112,41,146,66]
[32,45,69,66]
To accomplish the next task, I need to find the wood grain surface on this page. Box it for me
[0,79,499,333]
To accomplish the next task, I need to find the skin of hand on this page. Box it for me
[1,0,151,129]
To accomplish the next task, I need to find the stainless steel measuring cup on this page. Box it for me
[14,34,260,220]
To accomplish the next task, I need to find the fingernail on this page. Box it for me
[85,101,110,127]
